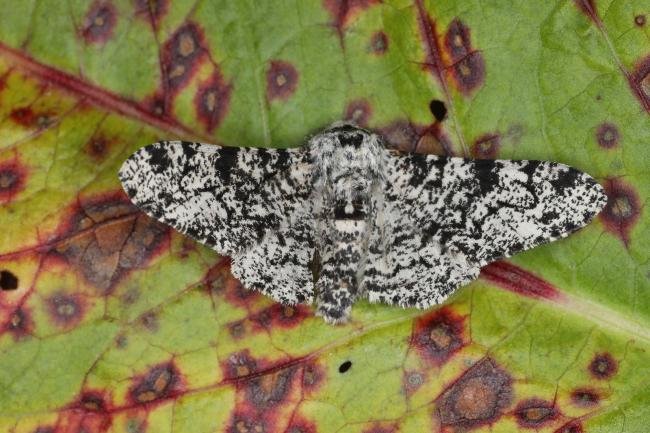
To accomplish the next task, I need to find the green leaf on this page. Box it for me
[0,1,648,432]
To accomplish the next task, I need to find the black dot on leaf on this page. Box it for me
[338,360,352,373]
[429,99,447,122]
[0,270,18,291]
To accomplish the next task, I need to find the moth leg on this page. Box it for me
[315,246,360,323]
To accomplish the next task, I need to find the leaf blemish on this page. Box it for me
[444,19,486,94]
[5,307,33,339]
[596,122,619,149]
[589,352,618,379]
[369,31,389,55]
[435,358,513,429]
[163,22,206,92]
[266,60,299,102]
[513,398,559,428]
[134,0,169,24]
[344,99,372,127]
[554,420,584,433]
[570,388,600,407]
[635,14,646,26]
[338,360,352,373]
[195,72,232,133]
[472,133,501,158]
[411,307,466,366]
[47,293,85,328]
[600,179,641,247]
[0,160,27,203]
[429,99,447,122]
[129,362,181,404]
[81,1,117,44]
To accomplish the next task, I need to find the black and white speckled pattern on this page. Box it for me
[119,124,607,323]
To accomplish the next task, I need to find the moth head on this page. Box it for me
[325,122,372,149]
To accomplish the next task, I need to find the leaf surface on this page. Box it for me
[0,1,648,432]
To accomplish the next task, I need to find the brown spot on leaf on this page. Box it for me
[570,388,600,407]
[344,99,372,127]
[266,60,299,102]
[380,120,424,152]
[635,14,646,26]
[129,362,181,404]
[0,270,18,290]
[449,52,486,95]
[5,307,33,339]
[589,352,618,379]
[596,122,619,149]
[228,320,246,339]
[286,417,317,433]
[443,18,485,95]
[195,72,232,133]
[403,370,425,396]
[0,160,26,204]
[514,398,559,428]
[629,55,650,113]
[229,413,268,433]
[554,420,584,433]
[85,135,115,161]
[411,308,466,366]
[472,133,501,158]
[10,107,36,127]
[323,0,380,41]
[134,0,169,24]
[77,391,108,412]
[252,303,310,330]
[54,192,170,294]
[444,18,472,60]
[600,179,641,246]
[162,22,206,92]
[435,358,513,429]
[369,31,388,55]
[224,350,258,379]
[139,311,158,332]
[244,368,296,409]
[302,362,325,392]
[574,0,599,24]
[47,293,85,328]
[81,1,117,44]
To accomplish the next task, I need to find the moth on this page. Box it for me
[119,123,607,323]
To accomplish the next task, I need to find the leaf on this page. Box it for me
[0,1,648,432]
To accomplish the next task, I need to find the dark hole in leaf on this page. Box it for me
[429,99,447,121]
[0,270,18,290]
[338,360,352,373]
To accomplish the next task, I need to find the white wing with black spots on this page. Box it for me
[119,141,315,304]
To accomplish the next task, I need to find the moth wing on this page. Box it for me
[119,141,315,304]
[363,152,607,308]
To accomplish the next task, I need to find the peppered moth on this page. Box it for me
[119,123,607,323]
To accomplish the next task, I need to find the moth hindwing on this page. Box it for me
[119,124,607,323]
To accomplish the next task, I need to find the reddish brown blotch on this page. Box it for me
[411,307,466,366]
[570,387,600,407]
[85,134,117,161]
[443,18,485,94]
[600,178,641,247]
[635,14,646,26]
[344,99,372,127]
[435,358,513,431]
[52,191,170,294]
[323,0,380,41]
[285,416,317,433]
[128,361,183,405]
[513,398,559,428]
[369,31,389,55]
[481,261,562,301]
[47,293,86,328]
[195,71,232,133]
[4,306,34,339]
[223,350,259,379]
[402,370,425,396]
[251,303,311,331]
[573,0,599,24]
[266,60,299,102]
[589,352,618,379]
[134,0,169,24]
[162,22,207,92]
[596,122,619,149]
[554,420,584,433]
[628,55,650,113]
[0,159,27,204]
[472,133,501,158]
[301,361,325,393]
[80,1,118,44]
